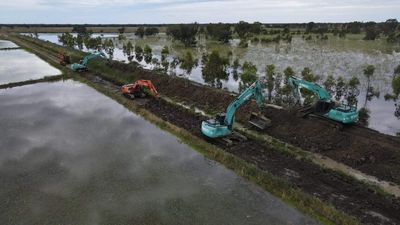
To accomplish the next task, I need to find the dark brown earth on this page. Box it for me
[104,59,400,186]
[85,72,400,225]
[9,34,400,224]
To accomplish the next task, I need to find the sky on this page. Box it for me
[1,0,399,24]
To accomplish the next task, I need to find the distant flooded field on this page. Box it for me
[0,41,61,85]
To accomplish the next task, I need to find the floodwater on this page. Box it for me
[0,41,61,85]
[32,33,400,135]
[0,40,18,49]
[0,80,318,225]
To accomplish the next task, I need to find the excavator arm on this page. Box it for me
[201,80,269,138]
[71,51,106,72]
[224,80,264,127]
[287,76,359,124]
[288,76,331,102]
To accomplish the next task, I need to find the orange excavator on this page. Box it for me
[121,80,160,99]
[58,51,71,66]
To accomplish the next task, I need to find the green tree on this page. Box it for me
[135,45,143,62]
[346,76,361,106]
[179,51,197,75]
[364,22,380,40]
[358,107,370,126]
[202,50,229,88]
[135,27,145,38]
[123,41,134,61]
[265,64,275,101]
[161,46,169,61]
[102,39,114,60]
[363,65,380,107]
[346,21,361,34]
[232,58,240,81]
[58,33,75,48]
[240,61,257,89]
[76,33,84,50]
[118,27,125,34]
[235,21,252,39]
[145,27,160,36]
[305,22,315,33]
[392,75,400,98]
[283,66,295,81]
[206,23,232,43]
[323,75,335,96]
[381,19,398,36]
[144,45,153,64]
[167,24,199,47]
[335,76,346,101]
[301,67,319,82]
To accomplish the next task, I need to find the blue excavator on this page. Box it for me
[201,80,270,138]
[70,51,106,72]
[288,76,358,124]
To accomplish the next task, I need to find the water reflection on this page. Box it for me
[0,48,61,85]
[0,40,18,49]
[0,80,318,225]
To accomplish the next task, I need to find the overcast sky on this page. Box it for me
[1,0,399,24]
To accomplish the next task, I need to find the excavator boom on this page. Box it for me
[201,80,270,138]
[288,76,358,124]
[71,51,106,72]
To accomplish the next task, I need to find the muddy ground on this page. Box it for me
[85,72,400,225]
[9,35,400,224]
[103,60,400,186]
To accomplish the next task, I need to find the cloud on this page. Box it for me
[1,0,399,23]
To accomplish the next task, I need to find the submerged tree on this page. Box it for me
[334,76,346,101]
[265,64,275,102]
[144,45,153,64]
[102,39,114,60]
[161,46,169,61]
[58,33,75,48]
[135,44,143,62]
[358,107,371,126]
[135,27,145,38]
[363,65,380,107]
[75,33,84,50]
[323,75,335,96]
[167,24,199,47]
[240,61,257,90]
[345,76,361,106]
[232,58,240,81]
[202,50,229,88]
[179,51,198,75]
[123,41,134,61]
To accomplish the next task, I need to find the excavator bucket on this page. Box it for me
[249,112,271,130]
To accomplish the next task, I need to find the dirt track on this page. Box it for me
[9,35,400,224]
